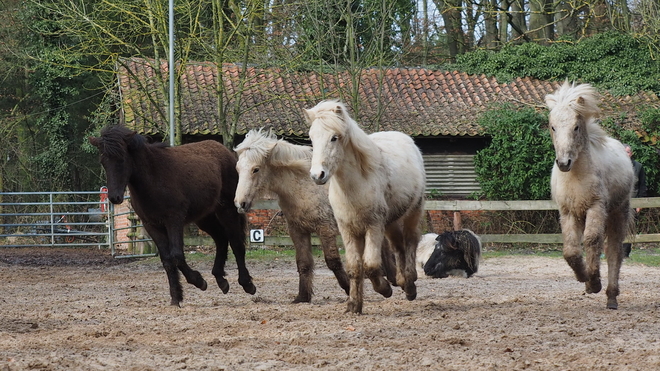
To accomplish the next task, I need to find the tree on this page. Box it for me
[474,106,554,200]
[453,32,660,96]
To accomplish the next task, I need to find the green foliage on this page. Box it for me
[603,109,660,196]
[474,105,554,200]
[454,31,660,96]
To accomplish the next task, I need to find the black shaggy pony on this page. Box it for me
[90,126,256,307]
[423,229,481,278]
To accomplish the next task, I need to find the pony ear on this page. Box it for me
[303,109,315,124]
[88,137,100,147]
[334,105,343,118]
[545,94,556,110]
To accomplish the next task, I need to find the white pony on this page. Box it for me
[234,128,350,303]
[546,81,634,309]
[306,100,425,314]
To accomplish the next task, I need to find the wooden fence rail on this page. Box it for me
[185,198,660,247]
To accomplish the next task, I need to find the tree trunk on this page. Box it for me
[528,0,554,43]
[510,0,527,44]
[484,0,499,49]
[435,0,466,59]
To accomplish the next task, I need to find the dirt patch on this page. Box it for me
[0,248,133,267]
[0,247,659,370]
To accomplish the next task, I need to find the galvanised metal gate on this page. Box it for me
[108,194,157,258]
[0,190,155,258]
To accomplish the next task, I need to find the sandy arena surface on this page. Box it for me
[0,247,659,371]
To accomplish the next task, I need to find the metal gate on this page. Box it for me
[0,190,155,258]
[108,194,157,258]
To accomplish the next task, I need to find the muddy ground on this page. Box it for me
[0,247,659,371]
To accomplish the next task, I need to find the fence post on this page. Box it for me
[453,211,462,231]
[109,203,116,256]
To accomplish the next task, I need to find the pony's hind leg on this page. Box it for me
[289,227,315,303]
[400,206,422,301]
[385,212,420,301]
[380,239,398,286]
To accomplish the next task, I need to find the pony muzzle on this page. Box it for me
[235,200,251,214]
[310,170,328,185]
[109,195,124,204]
[555,158,573,172]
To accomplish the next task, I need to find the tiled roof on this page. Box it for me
[117,57,660,137]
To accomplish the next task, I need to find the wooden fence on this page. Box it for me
[184,197,660,247]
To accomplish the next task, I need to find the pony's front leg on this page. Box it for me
[318,231,350,296]
[167,225,208,293]
[216,210,256,295]
[560,212,587,283]
[583,207,607,294]
[604,234,624,309]
[343,233,365,314]
[364,228,392,299]
[225,229,256,295]
[197,215,230,293]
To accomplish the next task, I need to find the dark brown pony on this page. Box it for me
[89,126,255,306]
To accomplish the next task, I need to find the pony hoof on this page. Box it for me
[292,295,312,304]
[404,283,417,301]
[346,302,362,314]
[243,282,257,295]
[585,280,602,294]
[170,299,181,307]
[607,298,618,310]
[199,280,208,291]
[216,278,230,294]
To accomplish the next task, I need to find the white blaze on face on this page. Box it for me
[234,156,259,213]
[308,123,338,185]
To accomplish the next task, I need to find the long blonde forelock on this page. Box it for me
[309,100,378,176]
[234,128,278,167]
[549,81,601,118]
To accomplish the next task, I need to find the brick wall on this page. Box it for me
[425,209,488,234]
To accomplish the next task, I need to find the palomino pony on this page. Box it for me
[234,128,350,302]
[546,82,633,309]
[89,126,256,306]
[307,100,425,314]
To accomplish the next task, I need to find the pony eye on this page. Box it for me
[551,126,555,132]
[331,135,339,142]
[252,168,260,174]
[574,125,579,131]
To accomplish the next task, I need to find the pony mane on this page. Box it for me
[235,128,312,170]
[97,126,162,158]
[307,100,377,175]
[546,81,607,146]
[546,81,601,118]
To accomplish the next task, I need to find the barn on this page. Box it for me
[116,57,660,198]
